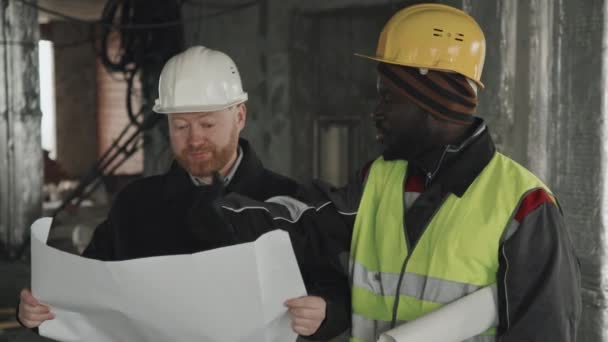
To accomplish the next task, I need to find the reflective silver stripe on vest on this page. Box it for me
[351,260,481,304]
[352,313,495,342]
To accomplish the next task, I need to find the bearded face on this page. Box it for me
[373,75,437,161]
[168,106,245,179]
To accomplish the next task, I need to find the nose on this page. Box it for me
[187,126,206,147]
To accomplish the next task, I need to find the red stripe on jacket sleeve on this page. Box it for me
[514,188,555,222]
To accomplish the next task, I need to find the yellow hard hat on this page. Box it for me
[357,3,486,88]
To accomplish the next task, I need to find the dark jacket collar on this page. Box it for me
[226,138,266,195]
[164,138,265,201]
[409,118,496,197]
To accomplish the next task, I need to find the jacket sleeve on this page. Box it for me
[218,193,353,340]
[217,178,364,340]
[496,189,581,341]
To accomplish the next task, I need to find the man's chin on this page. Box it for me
[177,160,214,178]
[382,148,402,161]
[188,168,215,179]
[381,140,401,160]
[382,144,418,161]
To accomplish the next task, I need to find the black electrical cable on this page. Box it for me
[126,69,144,127]
[98,0,152,129]
[13,0,260,130]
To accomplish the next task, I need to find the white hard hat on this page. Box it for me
[153,46,248,114]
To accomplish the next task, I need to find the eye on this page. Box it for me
[174,122,189,130]
[198,119,217,129]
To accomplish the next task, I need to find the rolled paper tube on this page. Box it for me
[378,284,498,342]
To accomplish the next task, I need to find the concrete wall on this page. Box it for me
[179,1,293,177]
[175,0,412,182]
[465,1,606,340]
[0,1,42,256]
[50,21,98,178]
[289,5,393,185]
[547,1,607,340]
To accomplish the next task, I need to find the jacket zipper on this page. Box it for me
[389,185,448,329]
[387,123,487,329]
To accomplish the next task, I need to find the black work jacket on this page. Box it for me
[83,139,300,260]
[82,139,349,340]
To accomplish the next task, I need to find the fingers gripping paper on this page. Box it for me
[378,284,498,342]
[30,218,307,342]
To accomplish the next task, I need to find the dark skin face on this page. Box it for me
[372,72,473,167]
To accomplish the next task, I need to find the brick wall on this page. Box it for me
[95,33,143,175]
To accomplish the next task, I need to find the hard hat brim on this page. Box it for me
[153,95,248,114]
[354,53,485,89]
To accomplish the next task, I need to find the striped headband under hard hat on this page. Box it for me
[377,63,478,124]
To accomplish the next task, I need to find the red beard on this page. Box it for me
[175,129,239,178]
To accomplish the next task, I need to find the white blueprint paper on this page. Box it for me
[378,284,498,342]
[30,218,306,342]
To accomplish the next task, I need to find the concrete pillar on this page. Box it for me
[467,0,606,340]
[462,1,521,162]
[0,0,42,257]
[523,0,554,181]
[550,1,607,340]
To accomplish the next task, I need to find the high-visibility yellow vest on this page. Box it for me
[350,153,551,342]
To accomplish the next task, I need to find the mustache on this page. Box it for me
[184,147,215,154]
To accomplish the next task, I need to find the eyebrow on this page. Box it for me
[171,112,214,121]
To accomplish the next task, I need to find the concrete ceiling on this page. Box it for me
[38,0,107,23]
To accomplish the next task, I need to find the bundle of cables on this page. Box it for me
[99,0,184,129]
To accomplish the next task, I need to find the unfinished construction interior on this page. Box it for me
[1,0,606,341]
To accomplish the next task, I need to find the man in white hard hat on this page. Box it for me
[16,46,349,340]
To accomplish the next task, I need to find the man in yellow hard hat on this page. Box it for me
[199,3,581,341]
[16,46,349,340]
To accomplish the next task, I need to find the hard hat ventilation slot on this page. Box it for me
[433,28,443,37]
[455,33,465,42]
